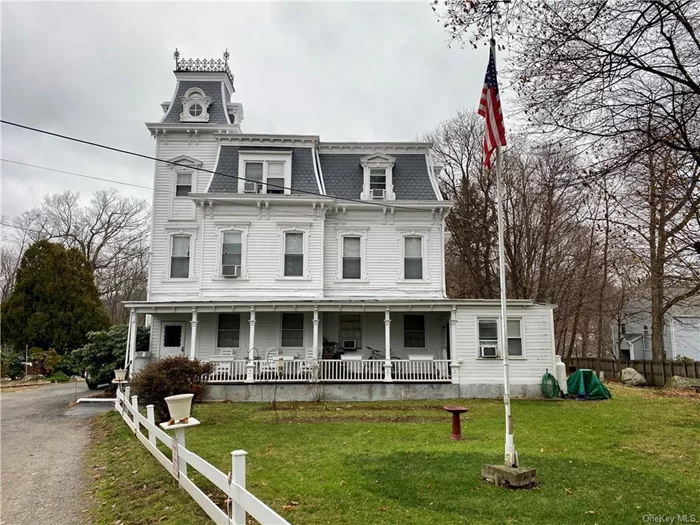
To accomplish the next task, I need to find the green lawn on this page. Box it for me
[86,385,700,525]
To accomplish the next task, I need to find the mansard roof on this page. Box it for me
[208,145,320,194]
[161,80,230,125]
[319,153,437,201]
[206,139,440,201]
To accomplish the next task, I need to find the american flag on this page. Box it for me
[478,42,507,169]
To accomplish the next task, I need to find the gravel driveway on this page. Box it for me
[1,382,113,525]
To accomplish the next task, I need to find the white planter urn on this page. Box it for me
[114,369,127,382]
[164,393,194,425]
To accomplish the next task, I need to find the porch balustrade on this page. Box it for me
[203,357,452,383]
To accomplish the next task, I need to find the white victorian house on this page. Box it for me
[124,52,556,400]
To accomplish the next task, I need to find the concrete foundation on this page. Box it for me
[481,464,537,488]
[204,382,543,402]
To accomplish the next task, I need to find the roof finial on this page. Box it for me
[223,49,230,64]
[173,48,180,67]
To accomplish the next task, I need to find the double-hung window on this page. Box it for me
[284,232,304,277]
[478,319,523,357]
[507,319,523,356]
[342,236,361,279]
[221,231,242,277]
[170,235,191,278]
[370,169,386,192]
[266,162,285,194]
[245,162,264,193]
[404,236,423,280]
[217,314,240,348]
[478,320,498,349]
[175,173,192,196]
[404,315,426,348]
[241,157,289,194]
[281,313,304,347]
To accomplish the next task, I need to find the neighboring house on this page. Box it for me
[613,298,700,361]
[123,52,556,400]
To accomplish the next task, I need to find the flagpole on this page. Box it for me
[491,39,518,469]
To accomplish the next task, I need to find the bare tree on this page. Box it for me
[8,189,150,323]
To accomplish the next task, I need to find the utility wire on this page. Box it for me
[1,120,445,212]
[1,158,153,190]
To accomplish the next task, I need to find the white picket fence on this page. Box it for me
[114,387,290,525]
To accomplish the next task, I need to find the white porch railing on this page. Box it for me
[114,387,290,525]
[392,359,451,382]
[318,359,384,382]
[203,358,452,383]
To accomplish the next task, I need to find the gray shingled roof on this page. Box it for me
[319,153,437,201]
[208,146,319,194]
[162,81,229,125]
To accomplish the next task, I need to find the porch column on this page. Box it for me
[246,307,256,383]
[312,307,319,360]
[189,308,198,360]
[127,310,137,376]
[384,307,392,382]
[449,305,460,384]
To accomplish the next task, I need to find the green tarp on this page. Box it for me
[567,369,612,400]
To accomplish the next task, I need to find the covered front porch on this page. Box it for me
[125,299,460,385]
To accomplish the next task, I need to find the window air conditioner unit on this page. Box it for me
[342,340,357,350]
[371,188,386,199]
[222,265,240,278]
[480,345,498,358]
[243,181,259,194]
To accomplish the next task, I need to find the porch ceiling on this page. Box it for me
[123,298,540,314]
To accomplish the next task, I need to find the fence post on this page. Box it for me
[115,388,121,413]
[146,405,156,446]
[175,428,187,480]
[231,450,247,525]
[131,395,139,434]
[661,361,666,385]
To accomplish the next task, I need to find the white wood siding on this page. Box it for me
[453,305,554,385]
[147,133,446,302]
[323,212,444,299]
[198,207,324,299]
[149,136,219,301]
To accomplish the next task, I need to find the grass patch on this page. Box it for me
[87,385,699,524]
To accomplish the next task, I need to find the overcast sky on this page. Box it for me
[1,1,491,223]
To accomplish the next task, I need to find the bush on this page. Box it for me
[0,349,24,379]
[131,356,213,422]
[48,371,70,383]
[71,325,150,389]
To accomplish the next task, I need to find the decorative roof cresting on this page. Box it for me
[173,49,234,87]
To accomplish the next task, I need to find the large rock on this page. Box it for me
[620,367,647,387]
[664,375,700,390]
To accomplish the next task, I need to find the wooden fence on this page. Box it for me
[569,357,700,387]
[115,387,290,525]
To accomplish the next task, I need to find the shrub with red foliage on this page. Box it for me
[131,356,214,422]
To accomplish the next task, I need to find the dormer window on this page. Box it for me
[360,154,395,200]
[238,151,292,195]
[180,88,212,123]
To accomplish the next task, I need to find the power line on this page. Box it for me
[1,158,153,190]
[1,119,445,213]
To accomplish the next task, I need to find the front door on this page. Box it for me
[161,322,186,358]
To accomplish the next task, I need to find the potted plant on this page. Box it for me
[164,393,194,425]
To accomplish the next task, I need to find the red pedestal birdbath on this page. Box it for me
[443,406,469,440]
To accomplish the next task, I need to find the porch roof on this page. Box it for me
[124,298,550,314]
